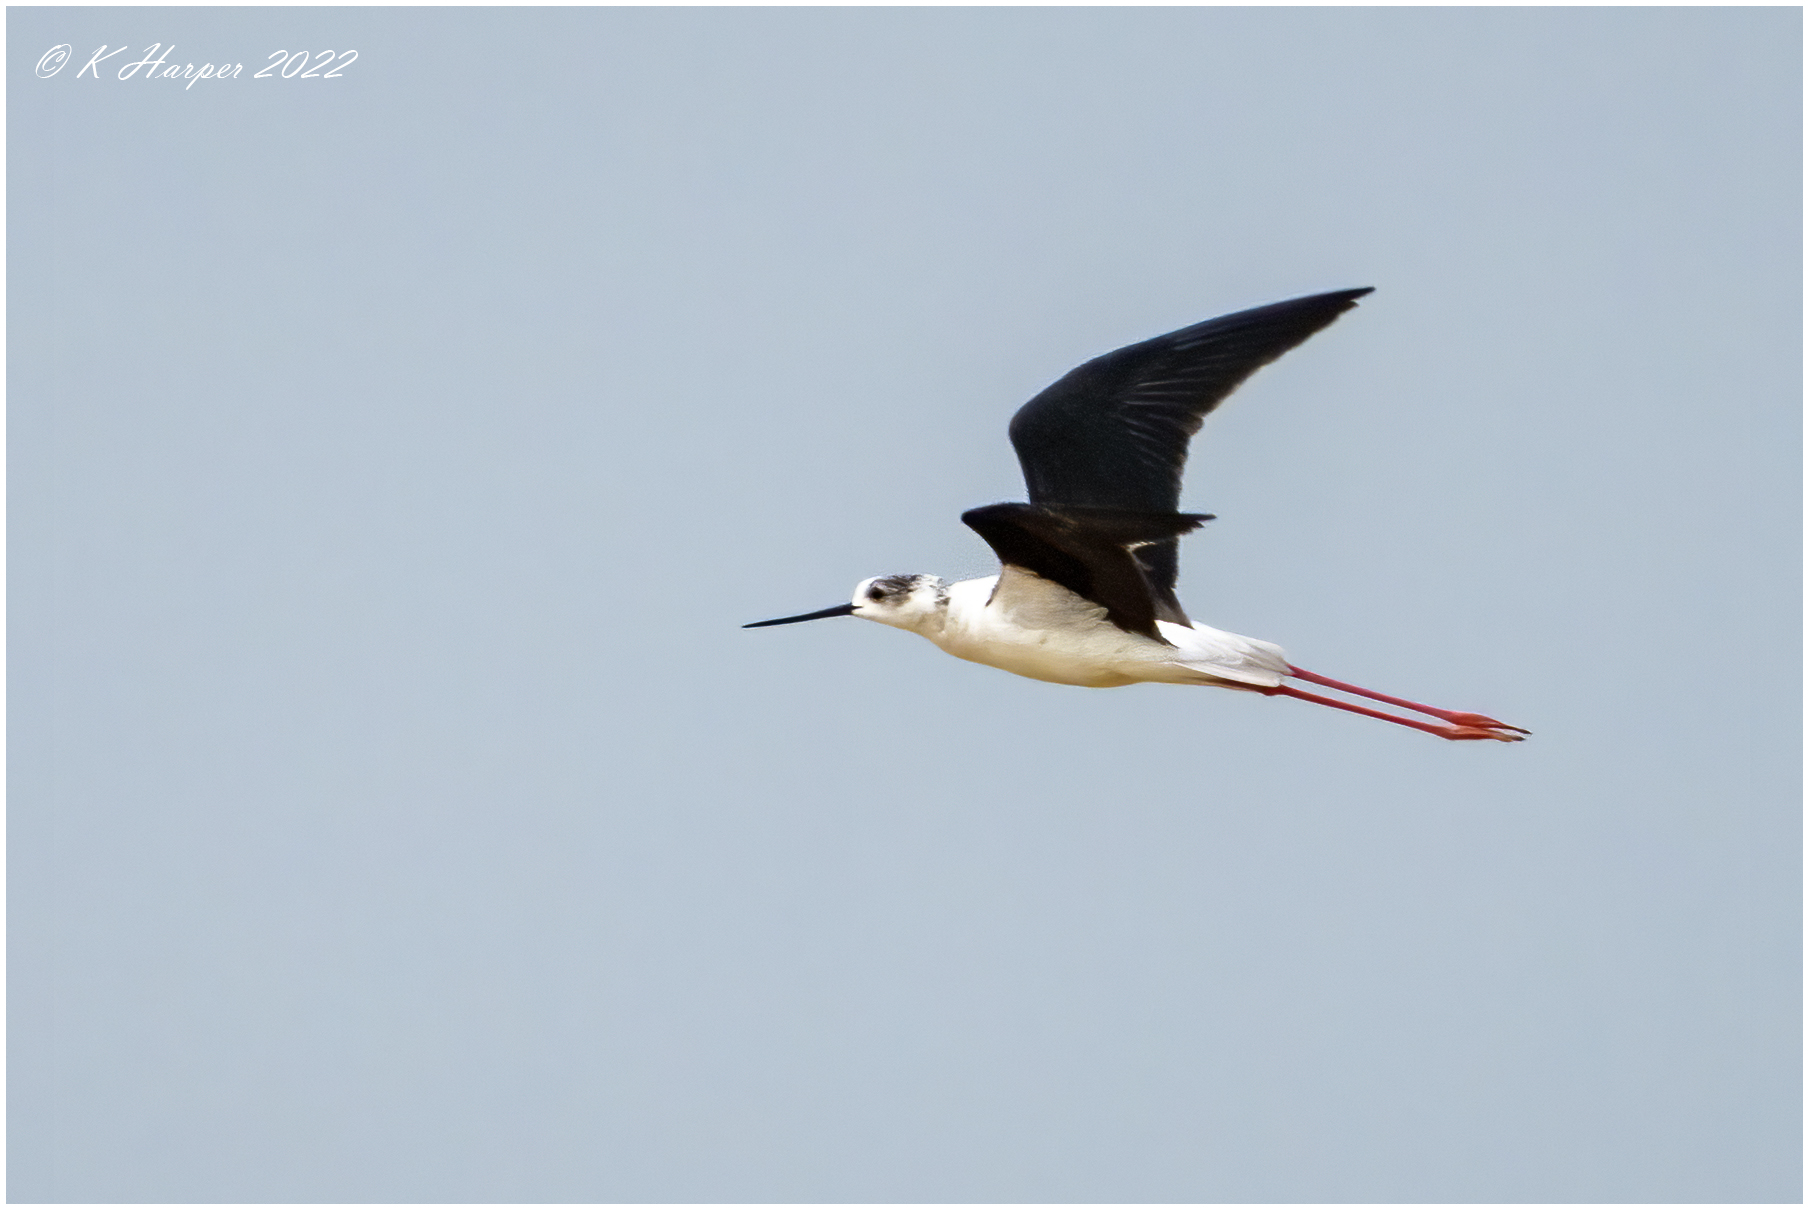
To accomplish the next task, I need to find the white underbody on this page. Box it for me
[867,570,1290,690]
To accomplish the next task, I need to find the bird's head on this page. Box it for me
[744,573,950,633]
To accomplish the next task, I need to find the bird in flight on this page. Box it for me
[746,289,1526,742]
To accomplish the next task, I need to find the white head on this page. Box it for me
[849,573,951,631]
[743,573,950,634]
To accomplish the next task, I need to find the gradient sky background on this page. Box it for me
[9,6,1800,1203]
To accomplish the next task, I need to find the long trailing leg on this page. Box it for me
[1261,684,1525,742]
[1287,665,1529,736]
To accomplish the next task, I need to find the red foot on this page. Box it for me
[1444,712,1530,735]
[1439,724,1526,742]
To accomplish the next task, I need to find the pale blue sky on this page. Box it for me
[9,6,1800,1202]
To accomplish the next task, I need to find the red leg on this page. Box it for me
[1262,685,1525,742]
[1287,666,1529,734]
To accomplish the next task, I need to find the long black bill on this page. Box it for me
[742,602,857,629]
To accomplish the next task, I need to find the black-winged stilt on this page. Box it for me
[746,289,1527,742]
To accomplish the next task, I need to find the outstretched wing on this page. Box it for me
[961,503,1211,642]
[1008,288,1373,510]
[1007,288,1372,600]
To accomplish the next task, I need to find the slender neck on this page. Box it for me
[913,600,951,640]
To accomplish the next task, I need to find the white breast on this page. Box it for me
[922,571,1287,689]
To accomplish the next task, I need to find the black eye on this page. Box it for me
[867,585,887,601]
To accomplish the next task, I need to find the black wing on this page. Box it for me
[1007,288,1372,604]
[961,503,1211,642]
